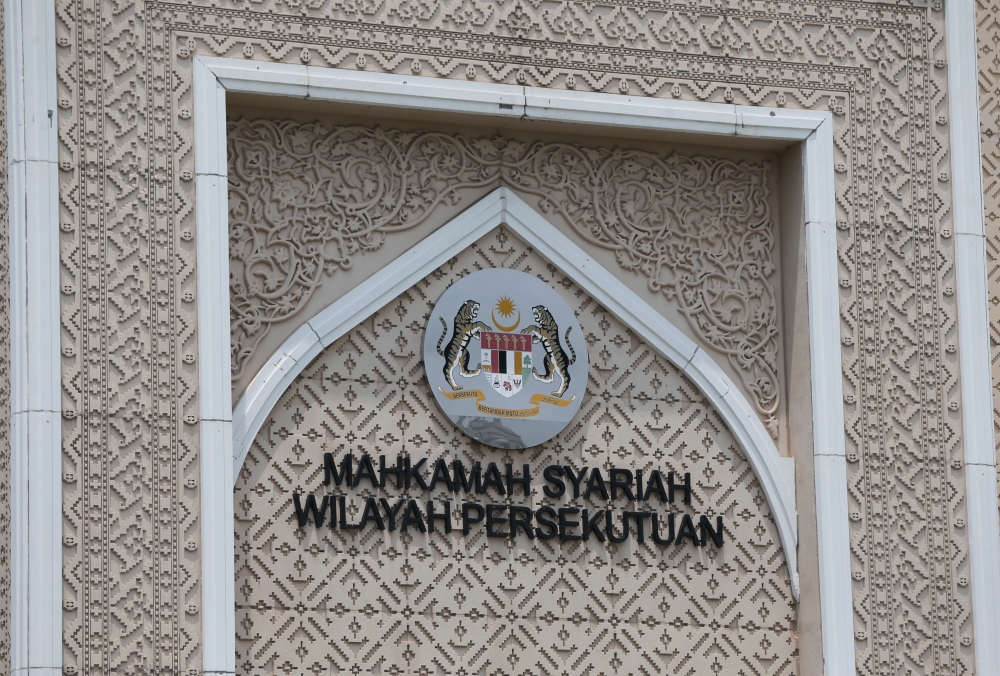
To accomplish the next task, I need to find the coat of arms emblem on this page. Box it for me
[480,329,531,398]
[425,269,588,449]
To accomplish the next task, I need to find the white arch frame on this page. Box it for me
[193,60,851,675]
[232,186,800,573]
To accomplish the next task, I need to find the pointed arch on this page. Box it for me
[231,187,800,597]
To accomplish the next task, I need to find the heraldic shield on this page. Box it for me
[481,332,530,397]
[424,268,588,449]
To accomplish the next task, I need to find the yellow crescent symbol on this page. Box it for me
[492,309,521,332]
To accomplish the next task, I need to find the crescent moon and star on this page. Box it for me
[491,296,520,331]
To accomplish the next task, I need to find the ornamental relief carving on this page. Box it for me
[56,0,969,673]
[235,227,797,675]
[228,119,782,437]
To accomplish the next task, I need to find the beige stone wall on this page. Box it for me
[235,227,798,675]
[54,1,973,674]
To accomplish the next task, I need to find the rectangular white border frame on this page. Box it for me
[194,60,236,676]
[194,57,855,674]
[947,1,1000,673]
[6,0,61,673]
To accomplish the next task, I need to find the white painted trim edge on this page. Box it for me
[202,56,819,142]
[194,56,237,675]
[801,115,856,676]
[195,57,856,674]
[946,2,1000,671]
[7,0,62,673]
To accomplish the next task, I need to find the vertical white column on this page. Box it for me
[803,115,857,676]
[6,0,62,673]
[193,58,236,676]
[945,2,1000,673]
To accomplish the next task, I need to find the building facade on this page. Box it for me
[7,0,1000,674]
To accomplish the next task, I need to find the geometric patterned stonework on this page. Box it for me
[235,228,798,675]
[57,0,970,674]
[228,119,782,436]
[0,0,10,669]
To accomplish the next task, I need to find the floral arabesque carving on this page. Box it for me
[228,120,780,435]
[227,120,501,380]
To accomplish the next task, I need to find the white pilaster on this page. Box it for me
[946,1,1000,672]
[6,0,61,673]
[193,57,237,676]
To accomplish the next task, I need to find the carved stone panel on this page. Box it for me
[234,228,797,675]
[0,0,10,669]
[228,119,783,439]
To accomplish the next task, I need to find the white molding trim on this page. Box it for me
[946,2,1000,671]
[802,117,856,676]
[193,58,236,676]
[193,57,854,674]
[6,0,61,673]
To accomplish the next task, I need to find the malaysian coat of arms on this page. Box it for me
[425,269,588,449]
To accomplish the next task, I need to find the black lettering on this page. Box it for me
[626,511,651,543]
[339,496,361,530]
[429,459,457,492]
[379,455,405,489]
[479,462,506,495]
[462,503,485,535]
[358,497,385,530]
[535,506,558,540]
[610,468,635,501]
[405,457,429,490]
[353,454,378,488]
[675,513,699,545]
[324,453,353,487]
[379,498,406,531]
[643,470,668,502]
[293,493,330,528]
[399,500,426,533]
[564,466,589,498]
[651,512,675,545]
[699,515,724,548]
[635,469,643,501]
[486,504,509,537]
[583,468,609,501]
[668,472,692,505]
[606,510,628,543]
[582,509,605,542]
[427,501,452,534]
[542,465,565,498]
[454,460,482,494]
[558,508,581,541]
[509,506,534,539]
[506,463,531,496]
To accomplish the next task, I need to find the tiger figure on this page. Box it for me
[521,305,577,397]
[436,300,492,390]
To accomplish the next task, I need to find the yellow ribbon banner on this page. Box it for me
[439,388,575,418]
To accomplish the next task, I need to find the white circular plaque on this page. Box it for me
[424,269,588,449]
